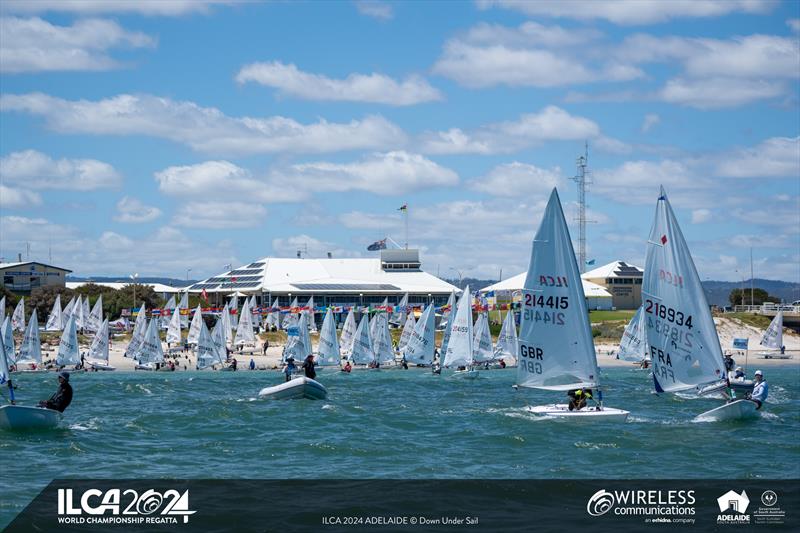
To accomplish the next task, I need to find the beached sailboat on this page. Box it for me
[88,318,115,370]
[16,309,43,372]
[166,305,182,346]
[758,311,789,359]
[316,308,340,367]
[178,291,189,329]
[339,308,357,355]
[11,298,25,332]
[403,303,435,366]
[442,285,478,379]
[125,303,147,358]
[134,319,165,371]
[61,296,76,329]
[645,187,756,422]
[56,315,81,369]
[196,318,224,370]
[161,295,176,330]
[618,306,649,365]
[86,295,103,333]
[350,315,375,366]
[517,189,628,421]
[186,305,203,345]
[221,302,233,346]
[45,294,63,331]
[493,310,518,365]
[73,295,85,331]
[472,312,494,366]
[234,297,255,347]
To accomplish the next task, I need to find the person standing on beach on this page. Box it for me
[39,372,73,412]
[302,354,316,380]
[723,352,735,374]
[249,358,255,370]
[262,340,269,355]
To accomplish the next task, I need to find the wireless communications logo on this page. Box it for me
[57,488,196,526]
[586,488,696,523]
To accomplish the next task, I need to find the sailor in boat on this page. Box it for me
[734,366,746,380]
[747,370,768,410]
[723,352,735,375]
[229,357,238,371]
[499,359,506,369]
[282,357,297,381]
[342,360,352,373]
[567,388,593,411]
[302,354,316,380]
[38,371,73,413]
[401,356,408,370]
[432,361,441,375]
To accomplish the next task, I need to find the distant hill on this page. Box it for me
[67,276,198,287]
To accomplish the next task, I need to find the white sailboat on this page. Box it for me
[56,315,81,368]
[249,296,261,329]
[81,295,91,331]
[45,294,63,331]
[186,304,203,345]
[196,319,224,370]
[339,308,357,355]
[221,302,233,346]
[234,297,255,346]
[303,296,317,333]
[88,318,115,370]
[373,313,395,366]
[134,319,165,370]
[442,285,478,379]
[0,296,5,321]
[1,318,15,370]
[125,303,147,358]
[403,303,435,366]
[166,305,182,346]
[493,310,518,365]
[472,312,494,365]
[398,313,416,353]
[758,311,788,359]
[210,319,228,367]
[438,290,456,357]
[62,296,76,329]
[161,295,176,330]
[517,189,628,421]
[350,315,375,366]
[283,312,311,362]
[17,309,43,371]
[618,306,649,364]
[86,294,103,333]
[179,291,189,329]
[390,293,409,326]
[644,187,756,421]
[11,298,25,332]
[316,308,340,367]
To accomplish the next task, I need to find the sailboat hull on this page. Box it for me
[450,369,479,380]
[693,399,759,422]
[89,361,116,371]
[527,404,629,422]
[258,377,328,400]
[0,405,62,430]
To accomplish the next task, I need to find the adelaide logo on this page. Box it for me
[587,490,615,516]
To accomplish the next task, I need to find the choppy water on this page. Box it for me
[1,365,798,527]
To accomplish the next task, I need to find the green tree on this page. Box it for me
[105,284,164,320]
[728,288,779,306]
[28,286,76,322]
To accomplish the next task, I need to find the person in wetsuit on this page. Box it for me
[39,371,73,412]
[302,354,316,380]
[567,388,593,411]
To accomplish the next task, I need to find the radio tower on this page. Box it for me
[570,142,592,273]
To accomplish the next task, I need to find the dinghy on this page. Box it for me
[339,308,357,356]
[86,294,103,333]
[403,304,435,366]
[757,311,790,359]
[45,294,63,331]
[350,315,376,368]
[132,319,165,371]
[11,297,25,332]
[0,335,62,430]
[472,312,494,367]
[618,306,649,367]
[645,187,757,421]
[186,304,203,345]
[17,309,44,372]
[493,310,518,366]
[196,317,225,370]
[234,297,256,348]
[315,309,341,368]
[57,315,81,369]
[397,313,415,354]
[258,377,328,400]
[372,313,395,367]
[517,189,629,422]
[88,318,115,371]
[443,286,479,379]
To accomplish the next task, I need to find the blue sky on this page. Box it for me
[0,0,798,283]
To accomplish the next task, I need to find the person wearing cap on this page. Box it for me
[282,357,296,382]
[302,354,316,380]
[734,366,746,380]
[38,372,73,413]
[748,370,768,409]
[723,352,735,374]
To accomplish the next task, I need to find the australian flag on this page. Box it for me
[367,238,387,251]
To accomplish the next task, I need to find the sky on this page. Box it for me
[0,0,798,284]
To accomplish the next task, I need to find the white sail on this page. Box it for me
[618,306,648,362]
[644,186,726,393]
[125,303,147,358]
[350,315,375,365]
[283,297,299,330]
[18,308,42,365]
[179,291,189,328]
[390,293,409,325]
[472,313,494,363]
[249,296,261,328]
[221,303,233,346]
[11,297,25,332]
[166,305,182,345]
[404,303,435,365]
[62,296,76,328]
[373,313,395,364]
[187,304,203,345]
[316,308,340,366]
[1,317,15,368]
[86,294,103,333]
[210,319,227,363]
[82,295,91,329]
[0,296,5,322]
[398,313,416,351]
[72,295,83,330]
[439,290,456,353]
[301,311,312,359]
[760,311,783,350]
[56,314,81,367]
[303,296,317,332]
[196,318,223,369]
[517,189,599,391]
[443,285,474,368]
[136,319,165,364]
[45,294,63,331]
[339,308,357,353]
[0,320,10,386]
[161,295,176,329]
[284,312,311,361]
[88,318,110,362]
[234,297,255,345]
[494,310,518,363]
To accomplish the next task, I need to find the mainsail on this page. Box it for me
[86,294,103,333]
[179,291,189,328]
[316,308,340,366]
[196,319,223,369]
[18,308,42,365]
[62,296,77,328]
[88,318,110,363]
[403,303,435,365]
[125,303,147,358]
[494,310,518,362]
[57,315,81,367]
[439,290,456,353]
[187,304,203,345]
[373,313,395,364]
[82,296,91,330]
[161,295,176,329]
[11,298,25,332]
[644,186,726,393]
[234,297,255,346]
[390,293,409,325]
[45,294,63,331]
[166,305,182,345]
[760,311,783,350]
[443,285,474,368]
[137,319,165,365]
[398,313,416,352]
[350,315,375,365]
[221,303,233,346]
[472,312,494,363]
[339,308,357,354]
[2,317,15,368]
[618,306,648,362]
[517,189,599,391]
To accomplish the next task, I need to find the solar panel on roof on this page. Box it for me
[247,262,265,268]
[291,283,401,291]
[229,269,261,275]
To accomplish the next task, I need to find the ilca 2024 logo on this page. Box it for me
[717,490,750,525]
[57,488,195,526]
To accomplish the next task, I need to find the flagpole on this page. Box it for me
[404,206,408,250]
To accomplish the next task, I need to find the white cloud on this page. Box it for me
[283,151,458,194]
[691,209,712,224]
[476,0,775,25]
[0,93,407,155]
[789,18,800,33]
[0,185,41,208]
[715,137,800,178]
[641,113,660,133]
[113,196,161,223]
[236,61,442,105]
[172,201,267,229]
[420,106,600,154]
[354,1,394,21]
[0,149,122,190]
[0,17,155,73]
[470,162,563,197]
[659,77,786,109]
[1,1,229,16]
[272,234,360,259]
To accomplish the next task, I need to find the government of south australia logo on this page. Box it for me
[761,490,777,507]
[587,490,614,516]
[717,490,750,525]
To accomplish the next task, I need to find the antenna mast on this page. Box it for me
[570,142,592,273]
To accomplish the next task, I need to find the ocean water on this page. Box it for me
[1,365,798,527]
